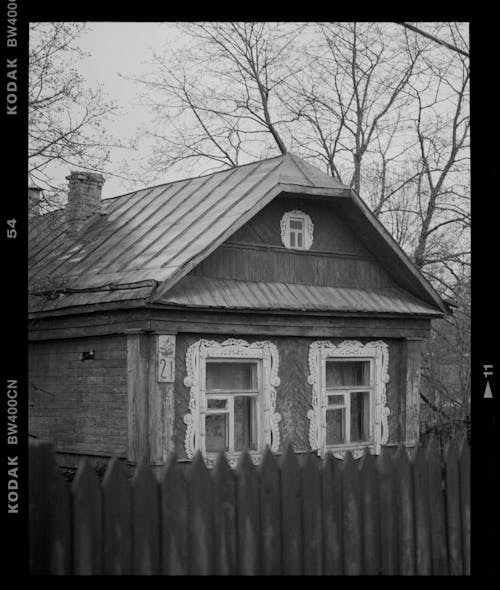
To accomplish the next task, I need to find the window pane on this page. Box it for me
[327,394,344,406]
[206,413,228,452]
[297,233,303,248]
[207,398,227,410]
[206,362,258,391]
[326,361,370,387]
[290,233,296,247]
[290,219,303,230]
[350,392,370,442]
[234,396,257,451]
[326,408,345,445]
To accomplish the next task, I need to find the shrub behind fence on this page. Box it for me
[29,441,470,575]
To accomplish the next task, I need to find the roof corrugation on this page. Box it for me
[156,276,442,316]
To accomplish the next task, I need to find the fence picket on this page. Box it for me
[213,454,237,575]
[50,463,72,574]
[301,453,323,574]
[342,451,362,574]
[160,454,189,574]
[28,441,470,576]
[393,445,415,575]
[29,441,54,574]
[426,438,449,574]
[236,452,261,574]
[131,459,160,574]
[259,447,282,574]
[376,448,398,574]
[72,459,102,574]
[458,442,470,575]
[281,444,303,574]
[102,457,132,574]
[445,445,463,575]
[360,451,380,575]
[187,452,214,574]
[412,445,432,575]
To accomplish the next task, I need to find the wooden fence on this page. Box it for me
[29,440,470,575]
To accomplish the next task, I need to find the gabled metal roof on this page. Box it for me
[28,153,448,316]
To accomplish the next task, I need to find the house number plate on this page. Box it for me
[157,335,176,383]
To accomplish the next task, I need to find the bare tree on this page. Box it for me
[133,22,306,180]
[283,22,428,193]
[29,22,118,212]
[419,266,471,447]
[407,23,470,274]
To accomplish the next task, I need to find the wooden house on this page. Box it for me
[28,154,449,468]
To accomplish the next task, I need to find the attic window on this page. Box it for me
[280,210,313,250]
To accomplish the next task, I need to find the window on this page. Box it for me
[205,361,259,453]
[183,338,281,466]
[307,340,390,459]
[280,210,313,250]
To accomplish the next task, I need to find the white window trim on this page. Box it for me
[307,340,390,459]
[280,209,313,250]
[183,338,281,467]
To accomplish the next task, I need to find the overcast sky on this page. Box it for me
[55,22,187,199]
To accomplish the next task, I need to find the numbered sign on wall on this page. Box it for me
[157,334,176,383]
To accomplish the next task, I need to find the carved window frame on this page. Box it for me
[183,338,281,467]
[280,210,313,250]
[307,340,390,459]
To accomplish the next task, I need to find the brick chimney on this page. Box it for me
[28,186,42,218]
[65,171,105,235]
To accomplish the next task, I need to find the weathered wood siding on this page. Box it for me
[29,335,128,456]
[191,196,396,289]
[174,333,403,460]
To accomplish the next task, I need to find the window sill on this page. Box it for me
[205,450,263,468]
[321,443,375,459]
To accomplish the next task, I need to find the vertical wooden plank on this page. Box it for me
[342,452,362,575]
[280,444,303,574]
[400,339,424,446]
[426,439,449,574]
[29,441,54,574]
[149,334,176,464]
[236,452,261,574]
[160,454,189,574]
[49,465,72,574]
[360,451,381,575]
[445,444,463,575]
[187,452,214,575]
[213,454,237,575]
[259,448,282,574]
[412,445,432,574]
[72,459,103,574]
[131,459,160,574]
[301,453,323,574]
[376,447,398,574]
[126,330,150,463]
[321,453,344,575]
[102,457,132,574]
[393,445,415,574]
[458,442,470,575]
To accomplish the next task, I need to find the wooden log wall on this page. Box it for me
[28,335,128,456]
